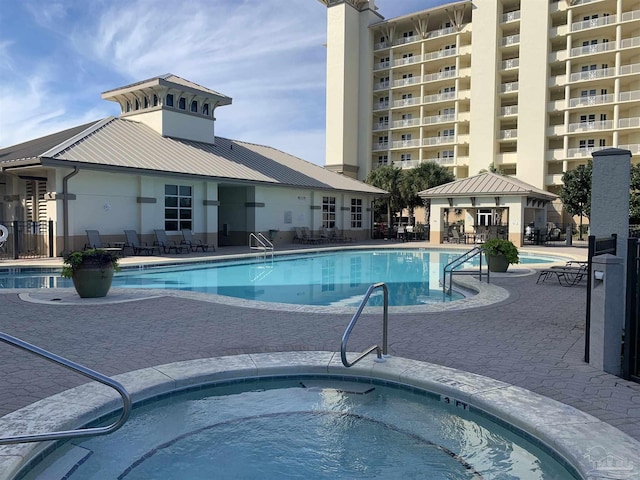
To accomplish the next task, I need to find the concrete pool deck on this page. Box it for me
[0,240,639,473]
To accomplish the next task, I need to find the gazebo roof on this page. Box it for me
[419,172,557,201]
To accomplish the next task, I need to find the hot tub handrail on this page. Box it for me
[341,282,388,367]
[0,331,132,445]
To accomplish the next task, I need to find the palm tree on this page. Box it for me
[401,161,454,224]
[366,165,402,237]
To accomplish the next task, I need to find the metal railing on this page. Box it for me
[249,232,274,262]
[442,247,488,297]
[0,332,131,445]
[341,283,389,367]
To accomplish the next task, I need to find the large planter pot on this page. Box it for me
[71,264,114,298]
[486,253,510,273]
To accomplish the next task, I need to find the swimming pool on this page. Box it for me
[0,249,562,307]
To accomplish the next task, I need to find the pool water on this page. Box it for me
[0,249,560,307]
[23,378,576,479]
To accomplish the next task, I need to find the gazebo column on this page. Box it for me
[430,204,448,244]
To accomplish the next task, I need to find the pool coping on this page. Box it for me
[1,352,638,480]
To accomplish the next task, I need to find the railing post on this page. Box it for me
[48,220,55,257]
[12,220,19,260]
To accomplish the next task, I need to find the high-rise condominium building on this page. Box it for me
[319,0,639,221]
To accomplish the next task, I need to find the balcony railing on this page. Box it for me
[569,67,615,82]
[620,62,640,76]
[423,91,457,104]
[423,136,456,146]
[618,144,640,154]
[570,0,601,6]
[427,26,457,40]
[501,34,520,47]
[570,42,616,57]
[374,102,390,111]
[621,36,640,49]
[620,90,640,102]
[374,41,391,50]
[621,9,640,22]
[392,77,421,87]
[423,70,457,83]
[374,60,390,70]
[374,81,390,91]
[391,118,421,128]
[394,159,421,169]
[571,15,617,32]
[569,93,615,108]
[373,122,389,131]
[500,81,519,93]
[424,48,457,61]
[500,105,518,116]
[393,56,420,67]
[391,139,421,148]
[567,120,614,133]
[372,142,389,151]
[501,10,521,23]
[567,145,609,158]
[423,113,456,125]
[619,117,640,129]
[499,129,518,139]
[392,97,421,107]
[393,34,422,46]
[501,58,520,69]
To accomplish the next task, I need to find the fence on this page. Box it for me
[0,221,54,260]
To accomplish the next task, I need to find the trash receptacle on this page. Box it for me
[565,226,572,246]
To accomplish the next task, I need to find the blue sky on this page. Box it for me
[0,0,453,165]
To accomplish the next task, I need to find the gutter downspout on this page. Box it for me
[62,167,79,255]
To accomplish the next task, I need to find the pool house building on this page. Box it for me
[0,74,386,256]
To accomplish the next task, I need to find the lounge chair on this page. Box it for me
[124,230,161,256]
[181,229,215,252]
[536,262,588,287]
[319,226,331,243]
[293,227,305,244]
[84,230,125,256]
[331,226,353,243]
[154,229,186,254]
[450,229,467,244]
[302,227,323,244]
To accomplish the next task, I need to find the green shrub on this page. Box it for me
[482,238,519,265]
[61,249,121,278]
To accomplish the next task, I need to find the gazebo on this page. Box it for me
[418,172,558,247]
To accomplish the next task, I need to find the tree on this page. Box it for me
[630,163,640,224]
[559,160,591,240]
[366,165,402,236]
[400,161,454,224]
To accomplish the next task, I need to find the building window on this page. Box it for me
[153,94,159,106]
[322,196,336,228]
[166,94,174,107]
[143,97,149,108]
[377,155,388,165]
[178,97,186,110]
[400,153,412,161]
[164,184,192,231]
[134,99,140,110]
[190,100,197,112]
[477,209,492,226]
[125,101,131,112]
[351,199,362,228]
[203,103,209,115]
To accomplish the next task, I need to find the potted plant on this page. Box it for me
[61,249,121,298]
[482,238,519,272]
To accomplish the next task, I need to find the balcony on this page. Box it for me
[423,135,456,146]
[424,48,457,62]
[426,26,457,40]
[423,113,456,125]
[619,117,640,129]
[621,9,640,22]
[619,144,640,154]
[571,15,617,33]
[373,122,389,131]
[568,93,615,108]
[501,10,521,23]
[391,118,421,128]
[569,66,615,82]
[372,142,389,151]
[567,145,609,158]
[373,101,390,111]
[374,40,391,51]
[423,91,457,104]
[394,159,421,169]
[500,81,519,93]
[499,129,518,140]
[391,139,421,148]
[620,36,640,49]
[567,120,614,133]
[374,60,390,71]
[393,34,422,47]
[393,56,420,67]
[374,81,390,91]
[620,90,640,102]
[501,34,520,47]
[392,97,421,108]
[423,70,457,83]
[570,41,616,58]
[392,77,421,88]
[497,152,517,164]
[620,62,640,76]
[501,58,520,70]
[499,105,518,116]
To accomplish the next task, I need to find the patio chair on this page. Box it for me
[332,226,353,243]
[450,229,467,244]
[84,230,125,256]
[124,230,161,256]
[302,227,323,244]
[154,229,186,254]
[181,229,215,252]
[319,226,331,243]
[293,227,305,244]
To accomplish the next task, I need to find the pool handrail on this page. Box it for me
[442,246,488,297]
[341,282,388,367]
[249,232,274,262]
[0,331,132,445]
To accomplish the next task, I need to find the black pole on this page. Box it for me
[48,220,54,257]
[585,235,595,362]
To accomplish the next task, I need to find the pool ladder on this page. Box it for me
[249,232,274,263]
[341,282,389,367]
[0,331,132,445]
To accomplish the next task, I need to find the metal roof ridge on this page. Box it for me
[40,117,116,158]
